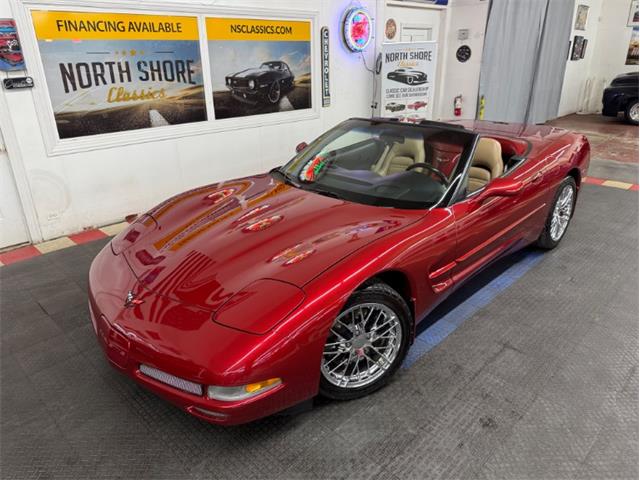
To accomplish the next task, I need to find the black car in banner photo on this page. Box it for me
[226,61,295,105]
[385,102,405,112]
[386,68,428,85]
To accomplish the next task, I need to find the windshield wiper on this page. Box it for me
[269,167,340,199]
[270,167,300,188]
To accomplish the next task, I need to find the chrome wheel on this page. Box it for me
[267,81,281,103]
[550,184,574,241]
[321,303,402,389]
[630,103,639,122]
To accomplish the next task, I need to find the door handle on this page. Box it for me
[531,173,543,184]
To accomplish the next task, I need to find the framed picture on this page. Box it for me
[206,17,312,120]
[627,27,639,65]
[575,5,589,31]
[580,38,588,59]
[0,19,25,71]
[571,35,584,61]
[31,10,207,139]
[628,0,639,27]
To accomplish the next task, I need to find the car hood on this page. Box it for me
[611,71,638,86]
[117,174,424,312]
[231,68,267,79]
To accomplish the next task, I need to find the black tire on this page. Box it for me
[624,100,639,125]
[319,282,411,401]
[267,81,281,104]
[536,176,577,249]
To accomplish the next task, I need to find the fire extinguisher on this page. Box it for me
[454,95,463,117]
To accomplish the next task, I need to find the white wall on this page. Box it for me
[558,0,603,116]
[437,0,488,120]
[558,0,638,116]
[1,0,377,242]
[587,0,639,109]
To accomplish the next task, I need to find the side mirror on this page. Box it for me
[474,177,523,203]
[295,141,308,153]
[125,214,138,224]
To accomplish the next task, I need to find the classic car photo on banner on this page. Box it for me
[207,17,311,119]
[32,11,206,139]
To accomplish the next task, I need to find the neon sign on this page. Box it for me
[342,7,372,52]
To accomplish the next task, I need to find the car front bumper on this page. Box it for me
[227,86,261,105]
[88,243,317,425]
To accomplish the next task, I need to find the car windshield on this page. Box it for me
[261,62,280,70]
[276,119,477,209]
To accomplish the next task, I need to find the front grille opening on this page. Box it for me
[139,364,203,396]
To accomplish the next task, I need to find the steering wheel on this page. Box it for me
[405,163,449,185]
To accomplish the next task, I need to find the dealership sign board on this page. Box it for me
[31,11,206,139]
[380,42,438,123]
[206,17,311,120]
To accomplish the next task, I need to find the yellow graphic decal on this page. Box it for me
[206,17,310,42]
[32,11,199,41]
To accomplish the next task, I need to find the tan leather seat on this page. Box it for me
[375,137,426,176]
[468,138,503,192]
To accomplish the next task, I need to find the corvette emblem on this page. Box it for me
[124,290,144,308]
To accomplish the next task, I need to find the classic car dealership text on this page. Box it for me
[0,0,638,479]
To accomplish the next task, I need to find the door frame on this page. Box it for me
[399,23,434,42]
[0,87,42,244]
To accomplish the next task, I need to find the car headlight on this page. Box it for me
[248,80,255,89]
[226,78,231,85]
[207,378,281,401]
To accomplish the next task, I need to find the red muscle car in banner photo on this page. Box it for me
[89,118,590,425]
[408,100,427,110]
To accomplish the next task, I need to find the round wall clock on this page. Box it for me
[456,45,472,63]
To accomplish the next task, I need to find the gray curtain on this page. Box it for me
[479,0,574,124]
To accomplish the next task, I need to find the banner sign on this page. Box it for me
[380,41,438,123]
[32,11,206,139]
[0,19,25,71]
[321,26,330,107]
[206,17,312,119]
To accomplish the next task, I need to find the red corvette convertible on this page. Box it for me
[89,118,590,425]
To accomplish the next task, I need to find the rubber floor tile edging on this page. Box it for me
[0,222,127,267]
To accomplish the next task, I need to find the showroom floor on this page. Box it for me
[1,116,638,480]
[548,113,639,184]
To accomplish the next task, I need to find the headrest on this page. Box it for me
[390,137,425,160]
[472,138,503,179]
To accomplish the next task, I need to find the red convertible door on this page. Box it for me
[449,193,522,284]
[449,168,550,285]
